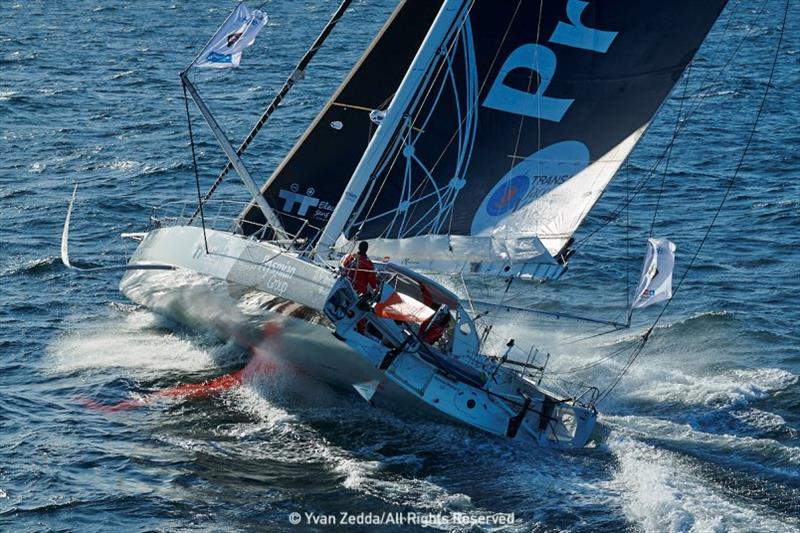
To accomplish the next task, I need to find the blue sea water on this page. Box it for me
[1,0,799,531]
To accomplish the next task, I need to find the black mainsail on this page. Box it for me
[238,0,445,239]
[242,0,729,277]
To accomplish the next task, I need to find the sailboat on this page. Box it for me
[62,0,731,448]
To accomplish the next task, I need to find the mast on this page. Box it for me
[189,0,353,224]
[180,72,288,240]
[314,0,466,257]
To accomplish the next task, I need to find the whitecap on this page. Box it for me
[604,415,800,475]
[47,309,216,376]
[108,159,139,171]
[111,70,135,80]
[225,376,487,517]
[730,408,792,434]
[608,364,797,410]
[608,434,799,532]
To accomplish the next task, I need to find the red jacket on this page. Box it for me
[342,253,378,295]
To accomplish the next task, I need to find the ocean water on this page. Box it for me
[1,0,799,531]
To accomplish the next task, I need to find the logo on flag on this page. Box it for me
[193,4,268,69]
[631,238,676,310]
[226,32,244,47]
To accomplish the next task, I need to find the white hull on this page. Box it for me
[119,227,454,416]
[121,226,597,448]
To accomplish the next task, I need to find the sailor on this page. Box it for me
[420,304,451,346]
[341,241,378,296]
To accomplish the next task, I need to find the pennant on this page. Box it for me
[632,238,676,309]
[194,4,268,69]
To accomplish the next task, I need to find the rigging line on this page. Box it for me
[573,0,768,249]
[546,339,643,376]
[560,324,628,345]
[508,0,543,170]
[183,82,209,254]
[626,156,630,310]
[574,0,764,248]
[490,0,542,249]
[419,0,523,191]
[399,155,448,237]
[350,124,407,241]
[393,18,473,234]
[349,116,415,241]
[445,16,479,237]
[357,1,516,240]
[356,10,474,239]
[428,47,467,232]
[190,0,353,223]
[649,61,693,236]
[358,22,466,235]
[595,339,647,404]
[394,56,460,237]
[353,3,473,237]
[459,272,476,316]
[597,0,789,405]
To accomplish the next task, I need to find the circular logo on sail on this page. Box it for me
[470,141,590,236]
[486,175,529,216]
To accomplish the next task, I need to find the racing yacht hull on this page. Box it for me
[119,226,464,419]
[121,225,596,448]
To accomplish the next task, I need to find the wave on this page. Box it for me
[29,161,46,173]
[212,366,617,530]
[0,187,30,200]
[607,434,799,533]
[615,366,797,410]
[730,408,798,439]
[221,383,478,511]
[657,309,734,332]
[604,415,800,478]
[602,310,735,349]
[751,199,800,211]
[110,70,135,80]
[47,310,221,376]
[1,256,61,277]
[0,51,37,65]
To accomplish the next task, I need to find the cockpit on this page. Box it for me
[372,262,480,361]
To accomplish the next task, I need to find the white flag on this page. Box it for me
[193,4,268,69]
[631,238,676,309]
